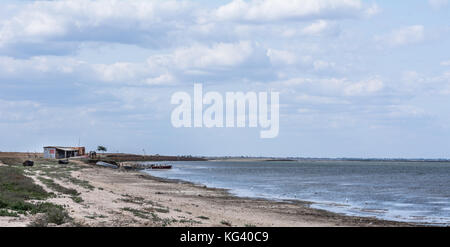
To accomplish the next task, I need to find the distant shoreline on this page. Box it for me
[3,151,450,163]
[206,157,450,162]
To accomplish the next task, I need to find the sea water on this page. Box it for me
[143,160,450,225]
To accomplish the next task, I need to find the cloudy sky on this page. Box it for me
[0,0,449,158]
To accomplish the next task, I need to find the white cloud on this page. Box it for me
[301,20,338,36]
[264,21,339,38]
[97,87,161,109]
[0,0,374,59]
[267,49,340,74]
[0,0,194,56]
[144,41,282,82]
[376,25,425,47]
[313,60,336,71]
[0,99,41,122]
[144,73,177,86]
[429,0,449,9]
[175,41,254,68]
[0,40,263,86]
[275,76,384,96]
[441,60,450,66]
[214,0,367,22]
[0,55,174,86]
[296,94,350,104]
[0,56,87,78]
[148,41,257,70]
[267,49,298,65]
[400,70,425,92]
[364,3,381,17]
[343,78,384,96]
[387,105,426,118]
[93,62,142,82]
[397,70,450,95]
[432,71,450,95]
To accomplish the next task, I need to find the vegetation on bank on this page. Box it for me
[220,220,232,226]
[0,153,215,227]
[97,153,207,162]
[0,166,72,226]
[38,177,79,196]
[0,156,96,226]
[97,145,107,153]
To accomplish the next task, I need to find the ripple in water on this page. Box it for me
[142,160,450,225]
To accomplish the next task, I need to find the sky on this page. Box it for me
[0,0,450,158]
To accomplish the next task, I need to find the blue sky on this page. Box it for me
[0,0,450,158]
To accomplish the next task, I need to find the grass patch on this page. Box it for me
[0,166,50,214]
[0,157,25,166]
[85,214,107,220]
[220,220,232,226]
[119,194,165,208]
[0,166,72,226]
[28,203,72,226]
[143,206,170,214]
[179,218,202,225]
[119,194,145,205]
[38,167,94,191]
[150,213,178,227]
[38,177,79,196]
[67,177,94,190]
[122,207,149,219]
[197,216,209,220]
[0,209,19,217]
[71,196,83,204]
[20,159,93,191]
[120,207,176,226]
[154,208,170,213]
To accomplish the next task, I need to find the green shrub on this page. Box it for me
[46,207,71,225]
[0,167,50,202]
[0,209,19,217]
[0,167,50,216]
[28,203,72,227]
[38,177,79,196]
[71,196,83,203]
[220,220,232,226]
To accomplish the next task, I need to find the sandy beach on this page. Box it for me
[0,153,416,227]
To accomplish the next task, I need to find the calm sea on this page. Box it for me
[142,160,450,225]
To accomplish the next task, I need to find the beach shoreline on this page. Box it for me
[133,170,417,227]
[0,153,417,227]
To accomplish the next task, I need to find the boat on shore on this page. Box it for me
[150,164,172,170]
[116,162,172,170]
